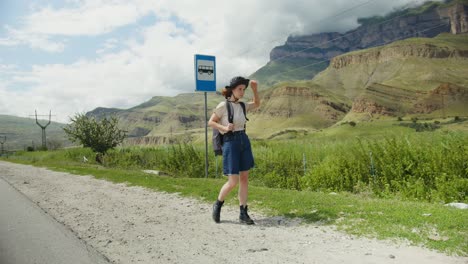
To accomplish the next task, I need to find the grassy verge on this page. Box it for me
[2,153,467,256]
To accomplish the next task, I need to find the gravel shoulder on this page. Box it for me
[1,161,466,264]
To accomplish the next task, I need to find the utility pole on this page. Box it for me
[0,136,6,155]
[32,110,52,149]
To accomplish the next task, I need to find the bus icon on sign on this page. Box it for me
[198,65,213,75]
[195,55,215,84]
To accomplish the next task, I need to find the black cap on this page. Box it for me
[225,76,249,89]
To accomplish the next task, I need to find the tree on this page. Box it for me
[63,113,126,162]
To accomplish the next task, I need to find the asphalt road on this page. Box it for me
[0,177,109,264]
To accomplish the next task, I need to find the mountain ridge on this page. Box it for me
[251,0,467,86]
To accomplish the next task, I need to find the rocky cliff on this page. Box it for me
[269,1,467,63]
[439,2,468,33]
[351,83,468,117]
[330,37,468,69]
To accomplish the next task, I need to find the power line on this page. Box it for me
[235,0,380,58]
[269,2,442,64]
[237,0,432,62]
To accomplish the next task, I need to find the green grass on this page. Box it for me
[2,151,467,255]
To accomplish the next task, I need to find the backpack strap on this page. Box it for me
[226,100,248,130]
[226,99,234,124]
[239,102,249,121]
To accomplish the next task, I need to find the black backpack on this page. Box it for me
[213,100,248,156]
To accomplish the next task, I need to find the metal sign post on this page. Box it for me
[194,54,216,178]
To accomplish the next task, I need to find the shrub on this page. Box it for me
[63,113,126,162]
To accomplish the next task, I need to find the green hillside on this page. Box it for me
[249,58,329,87]
[315,34,468,95]
[246,81,351,137]
[0,115,70,151]
[310,33,468,120]
[87,92,225,143]
[244,33,468,136]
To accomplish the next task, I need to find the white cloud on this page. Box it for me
[0,0,150,52]
[24,0,149,36]
[0,0,439,122]
[0,26,65,53]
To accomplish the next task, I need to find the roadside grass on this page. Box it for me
[2,151,467,256]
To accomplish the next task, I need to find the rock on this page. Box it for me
[247,248,269,253]
[428,235,449,241]
[128,127,151,137]
[143,170,161,176]
[445,203,468,209]
[389,254,396,259]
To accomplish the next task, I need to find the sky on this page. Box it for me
[0,0,434,123]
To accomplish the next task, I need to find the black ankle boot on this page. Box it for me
[212,200,224,223]
[239,205,255,225]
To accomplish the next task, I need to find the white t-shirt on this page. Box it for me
[213,101,255,134]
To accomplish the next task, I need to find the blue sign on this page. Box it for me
[194,54,216,92]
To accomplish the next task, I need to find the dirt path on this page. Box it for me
[0,161,466,264]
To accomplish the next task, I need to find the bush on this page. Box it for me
[47,139,63,150]
[63,113,126,162]
[299,133,467,202]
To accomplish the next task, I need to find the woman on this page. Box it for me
[208,76,260,225]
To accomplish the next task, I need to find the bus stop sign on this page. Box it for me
[194,54,216,92]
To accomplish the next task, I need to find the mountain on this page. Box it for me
[250,0,468,86]
[251,33,468,133]
[87,93,225,144]
[0,115,71,151]
[318,33,468,118]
